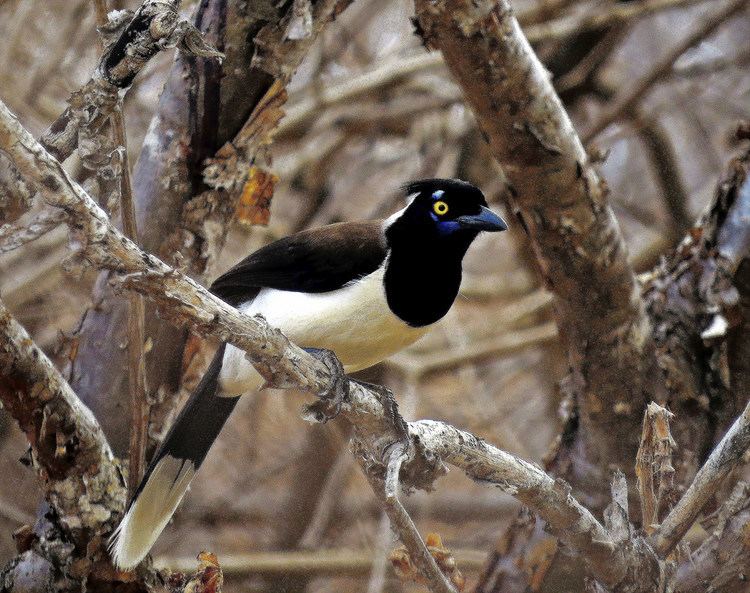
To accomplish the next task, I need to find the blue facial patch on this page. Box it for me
[435,219,461,235]
[431,190,445,200]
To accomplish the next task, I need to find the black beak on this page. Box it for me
[456,207,508,232]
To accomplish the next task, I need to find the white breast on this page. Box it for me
[218,265,429,396]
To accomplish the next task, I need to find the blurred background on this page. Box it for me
[0,0,748,591]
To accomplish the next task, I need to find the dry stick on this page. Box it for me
[651,397,750,557]
[583,0,750,144]
[0,99,655,593]
[672,481,750,593]
[387,321,557,379]
[38,0,221,191]
[523,0,713,44]
[156,548,489,576]
[360,445,458,593]
[630,109,692,237]
[366,377,420,593]
[40,0,185,162]
[91,0,149,499]
[4,0,218,255]
[117,119,148,498]
[0,208,66,254]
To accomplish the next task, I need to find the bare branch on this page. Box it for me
[0,208,65,254]
[523,0,715,44]
[673,481,750,593]
[651,396,750,557]
[40,0,221,162]
[0,299,123,538]
[630,111,692,238]
[359,444,459,593]
[156,548,489,577]
[387,322,557,379]
[583,0,749,143]
[413,0,658,495]
[90,0,150,502]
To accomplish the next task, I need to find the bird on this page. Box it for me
[109,178,507,569]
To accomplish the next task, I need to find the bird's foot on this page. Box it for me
[302,348,349,423]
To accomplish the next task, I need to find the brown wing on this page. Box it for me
[210,221,387,306]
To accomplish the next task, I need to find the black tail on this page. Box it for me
[109,343,240,569]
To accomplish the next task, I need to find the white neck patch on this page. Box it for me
[383,192,419,230]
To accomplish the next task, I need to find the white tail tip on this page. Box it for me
[109,456,195,570]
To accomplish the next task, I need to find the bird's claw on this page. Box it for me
[302,348,349,423]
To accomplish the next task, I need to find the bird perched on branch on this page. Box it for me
[110,178,507,569]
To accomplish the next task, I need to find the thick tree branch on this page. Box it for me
[0,299,123,539]
[413,0,659,492]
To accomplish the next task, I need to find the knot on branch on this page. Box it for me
[402,433,449,493]
[96,9,135,48]
[349,387,448,495]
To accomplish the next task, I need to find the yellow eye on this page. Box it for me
[433,200,449,216]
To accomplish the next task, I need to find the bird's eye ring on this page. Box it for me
[433,200,449,216]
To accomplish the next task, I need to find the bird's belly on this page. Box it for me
[218,268,429,395]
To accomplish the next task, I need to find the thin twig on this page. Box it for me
[387,322,557,379]
[91,0,149,501]
[360,444,458,593]
[630,110,692,238]
[583,0,749,143]
[673,481,750,592]
[0,208,65,254]
[523,0,714,44]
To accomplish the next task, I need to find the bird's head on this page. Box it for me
[385,178,507,246]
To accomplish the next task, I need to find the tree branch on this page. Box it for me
[413,0,659,495]
[40,0,221,162]
[673,481,750,593]
[582,0,749,143]
[0,299,123,539]
[91,0,150,502]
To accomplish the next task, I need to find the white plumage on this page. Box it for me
[218,264,428,395]
[110,264,429,569]
[109,456,195,570]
